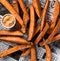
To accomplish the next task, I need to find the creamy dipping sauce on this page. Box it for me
[2,14,15,28]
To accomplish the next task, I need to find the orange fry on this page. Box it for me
[34,23,41,36]
[0,45,31,58]
[23,10,29,26]
[18,0,28,14]
[32,0,41,18]
[34,22,49,44]
[22,11,29,33]
[45,45,52,61]
[0,0,24,27]
[0,30,23,36]
[12,0,19,13]
[21,49,31,57]
[18,0,29,33]
[0,36,30,44]
[41,0,49,31]
[31,46,37,61]
[50,0,59,29]
[28,4,35,41]
[41,19,60,45]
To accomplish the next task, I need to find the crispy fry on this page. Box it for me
[18,0,29,33]
[22,12,29,33]
[41,0,49,31]
[45,45,52,61]
[0,30,23,36]
[0,31,19,36]
[0,0,24,27]
[23,11,29,26]
[50,0,59,29]
[28,4,35,41]
[31,46,37,61]
[18,0,28,14]
[0,45,31,58]
[0,36,30,44]
[12,0,19,13]
[34,23,41,36]
[34,22,49,44]
[21,49,31,57]
[40,19,60,46]
[32,0,41,18]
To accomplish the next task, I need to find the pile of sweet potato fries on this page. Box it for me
[0,0,60,61]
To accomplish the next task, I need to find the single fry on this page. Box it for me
[45,45,52,61]
[32,0,41,18]
[0,45,31,58]
[34,22,49,44]
[12,0,19,13]
[41,0,49,31]
[21,49,31,57]
[34,23,41,36]
[28,4,35,41]
[50,0,59,29]
[0,36,30,44]
[22,12,29,33]
[23,11,29,26]
[31,46,37,61]
[18,0,28,14]
[0,0,24,27]
[0,30,23,36]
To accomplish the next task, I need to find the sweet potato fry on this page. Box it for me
[22,11,29,33]
[0,36,30,44]
[45,45,52,61]
[34,22,49,44]
[18,0,28,14]
[41,0,49,31]
[18,0,29,33]
[28,4,35,41]
[41,19,60,46]
[31,46,37,61]
[0,30,23,36]
[12,0,19,13]
[0,0,24,27]
[50,0,59,29]
[32,0,41,18]
[23,11,29,26]
[21,49,31,57]
[34,23,41,36]
[0,45,31,58]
